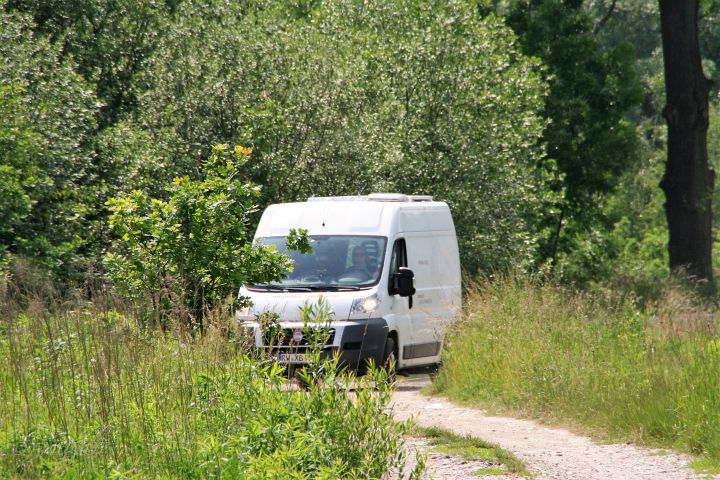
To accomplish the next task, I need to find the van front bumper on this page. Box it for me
[258,317,389,371]
[336,317,389,370]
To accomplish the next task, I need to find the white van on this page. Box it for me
[236,193,461,370]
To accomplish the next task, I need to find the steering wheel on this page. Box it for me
[301,270,334,283]
[338,267,370,281]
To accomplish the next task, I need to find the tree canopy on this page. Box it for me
[2,0,716,291]
[2,0,553,277]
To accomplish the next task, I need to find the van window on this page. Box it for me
[249,235,387,290]
[388,238,408,295]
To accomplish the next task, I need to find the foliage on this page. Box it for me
[434,275,720,467]
[586,0,661,59]
[130,0,552,274]
[0,302,412,479]
[1,0,179,275]
[0,7,98,274]
[503,0,643,265]
[105,145,307,327]
[551,114,669,287]
[3,0,708,287]
[559,0,720,284]
[4,0,175,127]
[371,3,554,273]
[0,86,34,258]
[0,0,553,277]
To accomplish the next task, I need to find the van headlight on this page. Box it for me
[350,293,381,315]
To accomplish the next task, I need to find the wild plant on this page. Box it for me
[434,274,720,467]
[0,298,413,478]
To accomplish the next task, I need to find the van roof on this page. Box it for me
[255,194,454,237]
[307,193,433,202]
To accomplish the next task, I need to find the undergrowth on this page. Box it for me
[433,275,720,468]
[0,296,412,479]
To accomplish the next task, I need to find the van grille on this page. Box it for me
[262,328,335,348]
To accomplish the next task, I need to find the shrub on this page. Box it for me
[105,144,308,329]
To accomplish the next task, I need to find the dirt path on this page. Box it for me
[392,373,714,480]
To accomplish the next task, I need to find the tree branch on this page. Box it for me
[594,0,618,34]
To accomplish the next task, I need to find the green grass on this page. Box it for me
[410,425,529,476]
[474,468,509,476]
[433,275,720,469]
[690,456,720,475]
[0,303,414,479]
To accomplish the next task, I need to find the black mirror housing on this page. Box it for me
[393,267,415,297]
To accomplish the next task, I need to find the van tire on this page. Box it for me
[382,336,398,379]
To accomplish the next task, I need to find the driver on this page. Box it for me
[341,246,371,281]
[315,249,334,277]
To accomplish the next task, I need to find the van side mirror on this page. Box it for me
[393,267,415,297]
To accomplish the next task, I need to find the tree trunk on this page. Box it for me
[659,0,714,281]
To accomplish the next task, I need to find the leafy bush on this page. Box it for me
[105,144,308,328]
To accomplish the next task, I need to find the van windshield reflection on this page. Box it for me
[249,235,387,290]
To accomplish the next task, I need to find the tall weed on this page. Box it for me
[434,275,720,465]
[0,301,410,478]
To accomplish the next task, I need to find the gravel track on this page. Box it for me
[391,373,715,480]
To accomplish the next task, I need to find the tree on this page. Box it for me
[2,1,177,274]
[4,0,174,127]
[129,0,552,274]
[105,144,308,327]
[659,0,714,281]
[0,85,36,257]
[2,0,555,277]
[0,9,98,274]
[505,0,643,267]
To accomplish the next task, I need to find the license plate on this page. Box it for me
[278,353,307,364]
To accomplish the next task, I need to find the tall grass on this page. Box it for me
[433,275,720,466]
[0,293,412,478]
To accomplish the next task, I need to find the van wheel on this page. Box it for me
[382,336,398,379]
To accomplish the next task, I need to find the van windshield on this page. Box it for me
[249,235,387,290]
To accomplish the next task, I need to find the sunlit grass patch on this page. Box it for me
[410,425,529,476]
[434,274,720,471]
[646,449,671,456]
[690,456,720,475]
[474,467,510,476]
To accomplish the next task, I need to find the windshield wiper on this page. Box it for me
[250,285,313,292]
[250,284,285,290]
[308,285,363,291]
[250,284,365,292]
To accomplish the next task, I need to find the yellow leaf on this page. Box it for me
[234,145,253,157]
